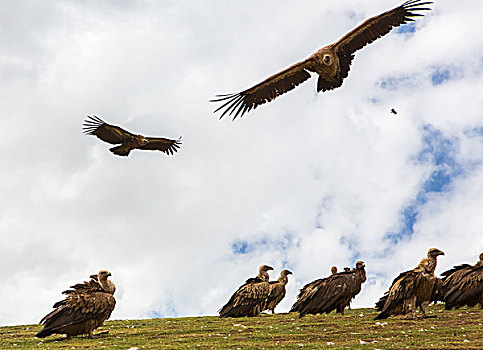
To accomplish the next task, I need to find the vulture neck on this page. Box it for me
[99,277,116,294]
[357,268,367,282]
[277,275,289,285]
[258,271,269,282]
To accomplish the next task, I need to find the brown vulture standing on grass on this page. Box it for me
[219,265,273,318]
[36,270,116,339]
[290,261,366,317]
[83,116,181,157]
[262,269,293,314]
[442,253,483,309]
[212,0,432,119]
[375,248,444,320]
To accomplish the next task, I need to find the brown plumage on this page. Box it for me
[331,266,338,275]
[212,0,432,119]
[375,248,444,320]
[36,270,116,339]
[263,269,293,314]
[219,265,273,318]
[83,116,181,157]
[442,253,483,309]
[290,261,366,318]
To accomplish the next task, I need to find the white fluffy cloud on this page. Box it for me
[0,0,482,325]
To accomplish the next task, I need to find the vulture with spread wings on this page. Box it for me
[375,248,444,320]
[83,116,181,157]
[212,0,432,119]
[36,270,116,339]
[442,253,483,309]
[290,261,366,318]
[219,265,273,318]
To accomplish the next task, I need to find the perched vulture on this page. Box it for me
[83,116,181,157]
[36,270,116,339]
[219,265,273,318]
[262,269,293,314]
[442,253,483,309]
[331,266,338,275]
[212,0,432,119]
[343,267,351,272]
[290,261,366,318]
[375,248,444,320]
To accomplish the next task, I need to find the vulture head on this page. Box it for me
[427,248,445,258]
[331,266,338,275]
[343,267,351,272]
[281,269,293,276]
[259,265,274,272]
[136,134,149,146]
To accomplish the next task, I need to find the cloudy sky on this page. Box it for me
[1,0,482,326]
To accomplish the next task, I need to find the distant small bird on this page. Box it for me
[212,0,432,119]
[390,108,398,115]
[290,261,366,317]
[219,265,273,317]
[83,116,181,157]
[441,253,483,310]
[375,248,444,320]
[263,269,293,314]
[36,270,116,339]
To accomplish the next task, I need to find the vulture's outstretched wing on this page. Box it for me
[138,137,182,155]
[443,266,483,309]
[219,277,269,317]
[334,0,432,57]
[211,59,314,120]
[82,116,133,145]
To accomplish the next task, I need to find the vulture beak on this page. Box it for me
[287,270,293,275]
[90,274,97,279]
[266,266,274,271]
[107,272,112,277]
[438,251,445,256]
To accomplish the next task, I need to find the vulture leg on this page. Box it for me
[420,301,430,318]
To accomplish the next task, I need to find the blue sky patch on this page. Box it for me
[396,22,416,34]
[385,125,463,244]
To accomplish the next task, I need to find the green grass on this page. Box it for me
[1,305,482,349]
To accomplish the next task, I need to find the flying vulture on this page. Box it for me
[390,108,398,115]
[83,116,181,157]
[375,248,444,320]
[262,269,293,314]
[442,253,483,309]
[331,266,338,275]
[219,265,273,318]
[212,0,432,119]
[290,261,366,318]
[36,270,116,339]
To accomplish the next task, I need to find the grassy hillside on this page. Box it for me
[1,305,482,349]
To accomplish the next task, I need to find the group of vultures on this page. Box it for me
[36,250,483,339]
[28,0,481,342]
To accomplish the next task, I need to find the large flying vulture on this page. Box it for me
[212,0,432,119]
[263,269,293,314]
[36,270,116,339]
[219,265,273,318]
[375,248,444,320]
[290,261,366,317]
[442,253,483,309]
[83,116,181,157]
